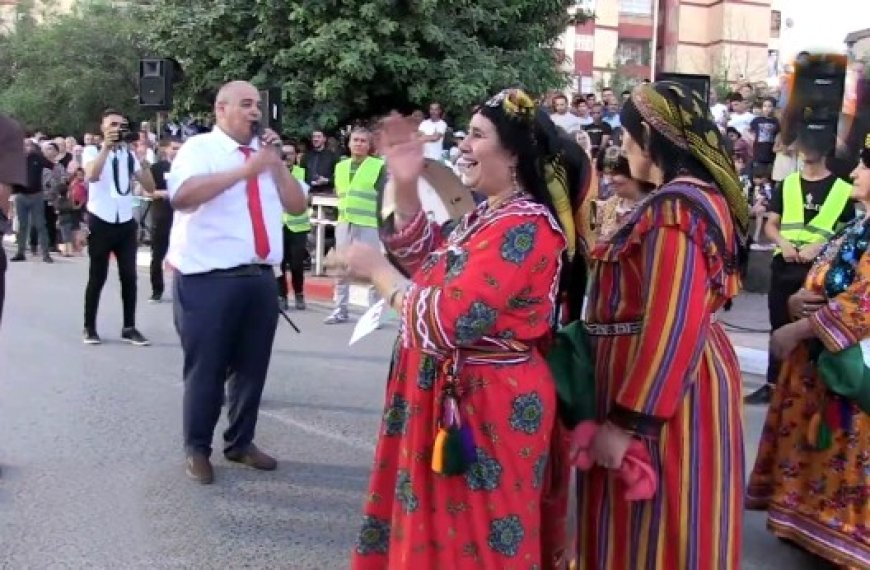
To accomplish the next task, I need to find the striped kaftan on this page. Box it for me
[577,181,745,570]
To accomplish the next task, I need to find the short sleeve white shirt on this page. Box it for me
[82,144,141,223]
[418,119,448,161]
[166,126,285,274]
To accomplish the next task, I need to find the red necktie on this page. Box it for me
[238,146,271,260]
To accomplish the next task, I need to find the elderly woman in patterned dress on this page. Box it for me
[341,89,588,569]
[746,135,870,569]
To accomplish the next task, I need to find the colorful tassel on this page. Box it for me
[817,421,833,450]
[807,412,821,448]
[431,428,447,472]
[431,393,477,476]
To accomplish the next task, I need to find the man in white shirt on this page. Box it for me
[82,109,156,346]
[727,94,755,136]
[549,94,584,134]
[417,102,448,161]
[166,80,306,485]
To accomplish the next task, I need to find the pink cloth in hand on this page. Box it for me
[571,420,657,501]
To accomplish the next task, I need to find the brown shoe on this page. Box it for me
[224,444,277,471]
[185,453,214,484]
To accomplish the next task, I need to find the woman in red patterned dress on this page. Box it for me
[342,89,588,569]
[576,82,749,569]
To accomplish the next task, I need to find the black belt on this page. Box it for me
[204,264,272,277]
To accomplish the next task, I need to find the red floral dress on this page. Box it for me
[350,196,568,570]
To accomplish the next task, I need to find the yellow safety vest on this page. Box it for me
[334,156,383,228]
[775,172,852,255]
[282,165,311,233]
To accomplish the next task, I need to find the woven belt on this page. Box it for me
[584,320,643,336]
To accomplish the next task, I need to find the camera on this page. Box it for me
[117,122,139,144]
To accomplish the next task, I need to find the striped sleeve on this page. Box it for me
[380,212,442,276]
[610,225,712,427]
[809,249,870,353]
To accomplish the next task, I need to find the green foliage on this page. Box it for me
[0,0,149,135]
[144,0,586,136]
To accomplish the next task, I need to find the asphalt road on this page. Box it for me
[0,252,833,569]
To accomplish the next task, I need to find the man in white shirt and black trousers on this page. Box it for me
[167,81,306,484]
[82,110,156,346]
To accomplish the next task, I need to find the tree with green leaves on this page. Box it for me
[144,0,585,136]
[0,0,148,136]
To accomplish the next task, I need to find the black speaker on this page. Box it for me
[655,72,711,107]
[259,88,283,133]
[138,58,179,110]
[782,53,847,154]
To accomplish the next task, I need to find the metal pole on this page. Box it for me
[651,0,660,80]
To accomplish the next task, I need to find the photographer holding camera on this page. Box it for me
[81,109,156,346]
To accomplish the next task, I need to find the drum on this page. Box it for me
[378,159,476,228]
[378,159,476,276]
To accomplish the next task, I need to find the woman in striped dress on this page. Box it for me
[576,82,749,569]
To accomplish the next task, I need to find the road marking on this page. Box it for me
[259,409,376,452]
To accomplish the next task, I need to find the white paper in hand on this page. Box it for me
[349,299,385,346]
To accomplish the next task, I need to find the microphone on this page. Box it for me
[250,121,282,149]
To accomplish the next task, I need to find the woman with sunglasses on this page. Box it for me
[342,89,588,569]
[746,135,870,568]
[576,82,749,569]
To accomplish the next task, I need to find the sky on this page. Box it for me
[778,0,869,59]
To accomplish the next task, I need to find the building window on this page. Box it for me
[619,0,652,16]
[616,39,651,66]
[770,10,781,37]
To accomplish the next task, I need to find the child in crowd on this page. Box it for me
[750,164,773,217]
[67,168,87,254]
[55,185,79,257]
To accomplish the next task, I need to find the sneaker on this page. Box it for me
[10,253,25,262]
[149,293,162,303]
[121,327,151,346]
[744,384,773,405]
[323,310,348,325]
[83,328,102,345]
[278,296,289,311]
[294,295,306,311]
[42,254,53,263]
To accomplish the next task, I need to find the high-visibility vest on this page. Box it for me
[334,156,383,228]
[775,172,852,255]
[282,165,311,233]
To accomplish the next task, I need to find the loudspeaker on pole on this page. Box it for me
[138,58,181,111]
[259,88,283,134]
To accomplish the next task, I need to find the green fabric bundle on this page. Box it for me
[817,339,870,415]
[546,321,597,429]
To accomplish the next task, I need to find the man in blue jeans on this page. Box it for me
[10,140,54,263]
[0,113,27,477]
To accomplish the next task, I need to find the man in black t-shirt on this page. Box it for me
[146,137,182,302]
[749,97,780,171]
[583,103,612,158]
[744,144,855,405]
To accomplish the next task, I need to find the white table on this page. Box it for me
[310,194,338,276]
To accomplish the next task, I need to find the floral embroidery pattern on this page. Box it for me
[395,470,419,513]
[355,515,391,555]
[383,394,409,436]
[445,248,469,282]
[417,355,436,391]
[455,301,498,345]
[501,222,538,264]
[487,515,525,557]
[509,392,544,434]
[466,447,503,492]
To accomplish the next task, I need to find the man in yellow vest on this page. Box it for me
[325,127,386,324]
[278,143,311,311]
[745,137,855,404]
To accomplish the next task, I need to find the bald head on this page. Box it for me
[214,80,262,145]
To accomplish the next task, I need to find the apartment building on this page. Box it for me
[561,0,776,94]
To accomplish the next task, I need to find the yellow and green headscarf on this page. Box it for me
[629,81,750,242]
